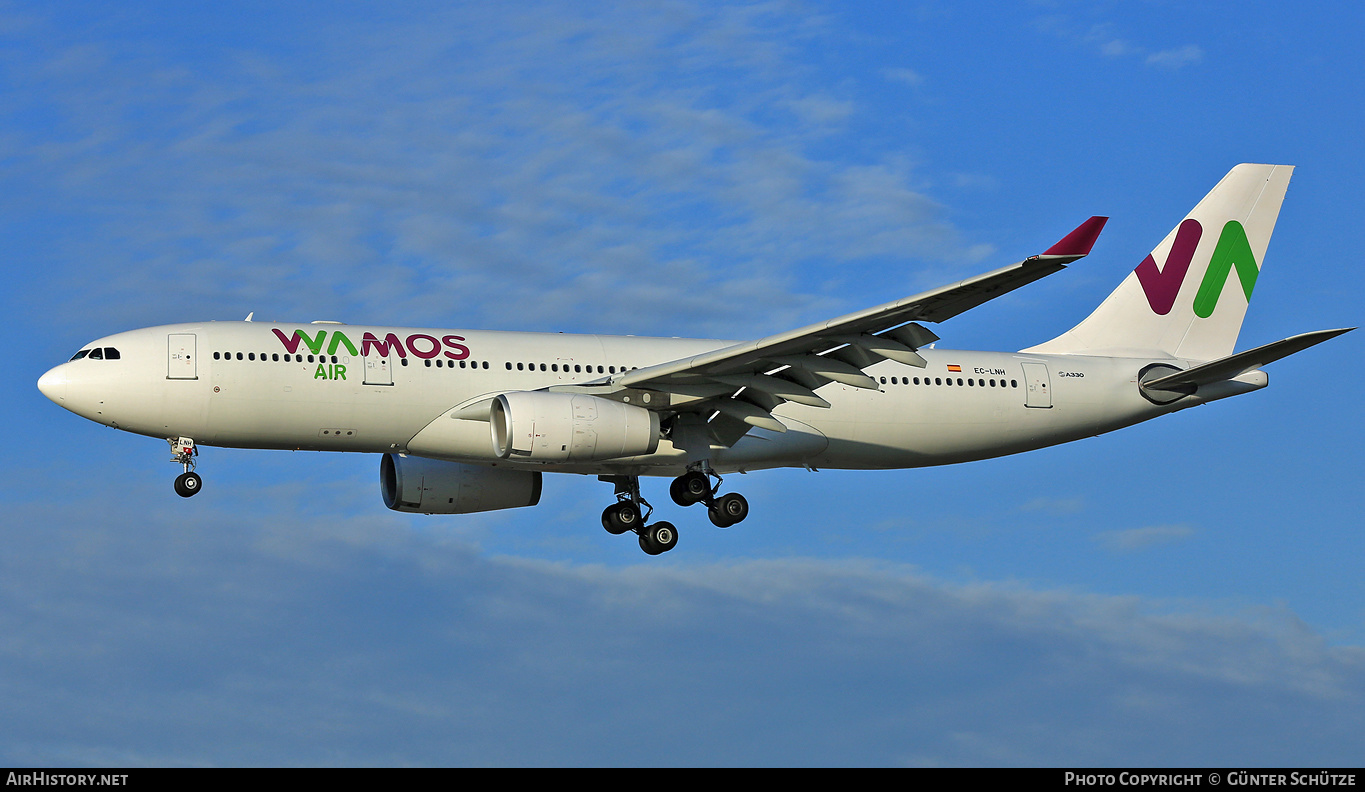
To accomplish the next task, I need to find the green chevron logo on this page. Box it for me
[1193,220,1258,318]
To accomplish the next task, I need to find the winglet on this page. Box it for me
[1043,216,1108,258]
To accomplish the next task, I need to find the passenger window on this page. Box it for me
[237,353,243,360]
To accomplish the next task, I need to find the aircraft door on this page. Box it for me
[168,333,197,380]
[364,355,394,386]
[1021,362,1052,408]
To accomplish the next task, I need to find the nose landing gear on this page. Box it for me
[169,437,202,498]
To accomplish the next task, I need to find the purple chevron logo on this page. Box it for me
[1134,219,1203,315]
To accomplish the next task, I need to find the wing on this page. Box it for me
[554,216,1108,444]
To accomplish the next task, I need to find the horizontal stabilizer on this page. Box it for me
[1142,328,1354,392]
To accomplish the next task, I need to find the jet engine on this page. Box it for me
[491,391,660,462]
[380,453,542,514]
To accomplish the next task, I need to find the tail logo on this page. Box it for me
[1135,219,1259,317]
[1135,219,1202,315]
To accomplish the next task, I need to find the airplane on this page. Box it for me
[36,163,1352,555]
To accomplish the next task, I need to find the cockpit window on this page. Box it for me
[67,346,120,361]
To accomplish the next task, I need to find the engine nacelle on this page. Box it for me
[380,453,542,514]
[491,391,660,462]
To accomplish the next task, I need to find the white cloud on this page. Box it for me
[1146,45,1204,70]
[5,2,982,341]
[1,493,1361,766]
[1019,496,1084,515]
[785,93,856,126]
[1037,15,1204,71]
[1096,524,1195,551]
[881,67,925,87]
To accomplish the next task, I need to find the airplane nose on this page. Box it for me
[37,366,68,403]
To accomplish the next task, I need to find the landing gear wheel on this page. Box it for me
[670,471,711,507]
[639,521,679,555]
[708,492,748,527]
[174,471,202,498]
[602,501,641,535]
[168,438,201,499]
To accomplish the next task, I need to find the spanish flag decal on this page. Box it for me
[947,364,962,373]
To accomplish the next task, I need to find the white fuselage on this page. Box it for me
[39,321,1209,477]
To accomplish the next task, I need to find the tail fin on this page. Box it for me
[1023,164,1294,361]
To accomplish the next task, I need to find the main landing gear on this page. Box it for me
[601,476,677,555]
[601,466,749,556]
[669,468,748,528]
[168,436,202,498]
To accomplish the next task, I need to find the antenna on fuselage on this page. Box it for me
[244,312,254,322]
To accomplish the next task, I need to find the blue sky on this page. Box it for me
[3,0,1363,766]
